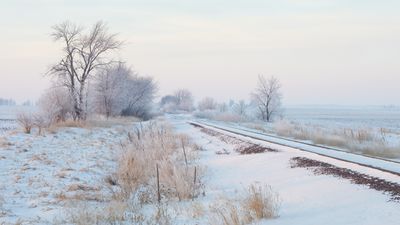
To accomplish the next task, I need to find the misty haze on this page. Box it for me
[1,1,400,225]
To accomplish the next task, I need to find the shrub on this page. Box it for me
[17,112,34,134]
[33,113,50,135]
[37,86,74,123]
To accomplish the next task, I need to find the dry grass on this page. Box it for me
[245,123,269,133]
[61,198,177,225]
[115,121,203,202]
[210,199,245,225]
[190,201,206,218]
[62,201,176,225]
[210,183,280,225]
[273,120,400,158]
[358,145,400,159]
[47,120,88,133]
[243,184,280,219]
[0,137,11,148]
[55,190,105,203]
[46,116,140,134]
[194,111,246,123]
[86,116,140,128]
[62,121,205,224]
[150,203,174,225]
[62,201,133,225]
[66,183,100,192]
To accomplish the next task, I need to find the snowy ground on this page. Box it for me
[0,123,129,224]
[171,114,400,225]
[1,114,400,224]
[194,120,400,170]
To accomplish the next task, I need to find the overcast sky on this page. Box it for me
[1,0,399,105]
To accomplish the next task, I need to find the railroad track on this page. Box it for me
[190,120,400,176]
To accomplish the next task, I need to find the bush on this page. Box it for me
[17,112,34,134]
[38,86,74,123]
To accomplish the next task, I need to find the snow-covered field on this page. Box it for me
[283,105,400,132]
[1,111,400,224]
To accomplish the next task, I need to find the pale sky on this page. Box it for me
[1,0,399,105]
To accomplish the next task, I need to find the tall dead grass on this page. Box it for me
[194,111,246,123]
[115,121,203,202]
[46,116,139,134]
[0,137,11,148]
[210,183,280,225]
[61,201,138,225]
[273,120,400,158]
[55,120,204,225]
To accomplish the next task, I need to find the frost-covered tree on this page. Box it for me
[160,95,179,113]
[92,63,157,119]
[198,97,217,111]
[218,102,228,113]
[38,86,74,123]
[174,89,194,112]
[49,21,122,120]
[92,63,129,117]
[251,75,282,122]
[159,89,194,112]
[234,100,248,116]
[121,73,157,119]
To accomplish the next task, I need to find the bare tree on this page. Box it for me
[92,63,129,118]
[17,113,34,134]
[92,63,157,119]
[121,74,157,119]
[251,75,282,122]
[49,21,122,120]
[234,100,248,116]
[218,102,228,113]
[174,89,194,112]
[198,97,217,111]
[160,95,179,113]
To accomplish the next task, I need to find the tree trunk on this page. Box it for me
[75,82,86,120]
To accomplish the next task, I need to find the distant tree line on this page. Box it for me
[159,75,283,122]
[0,98,16,106]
